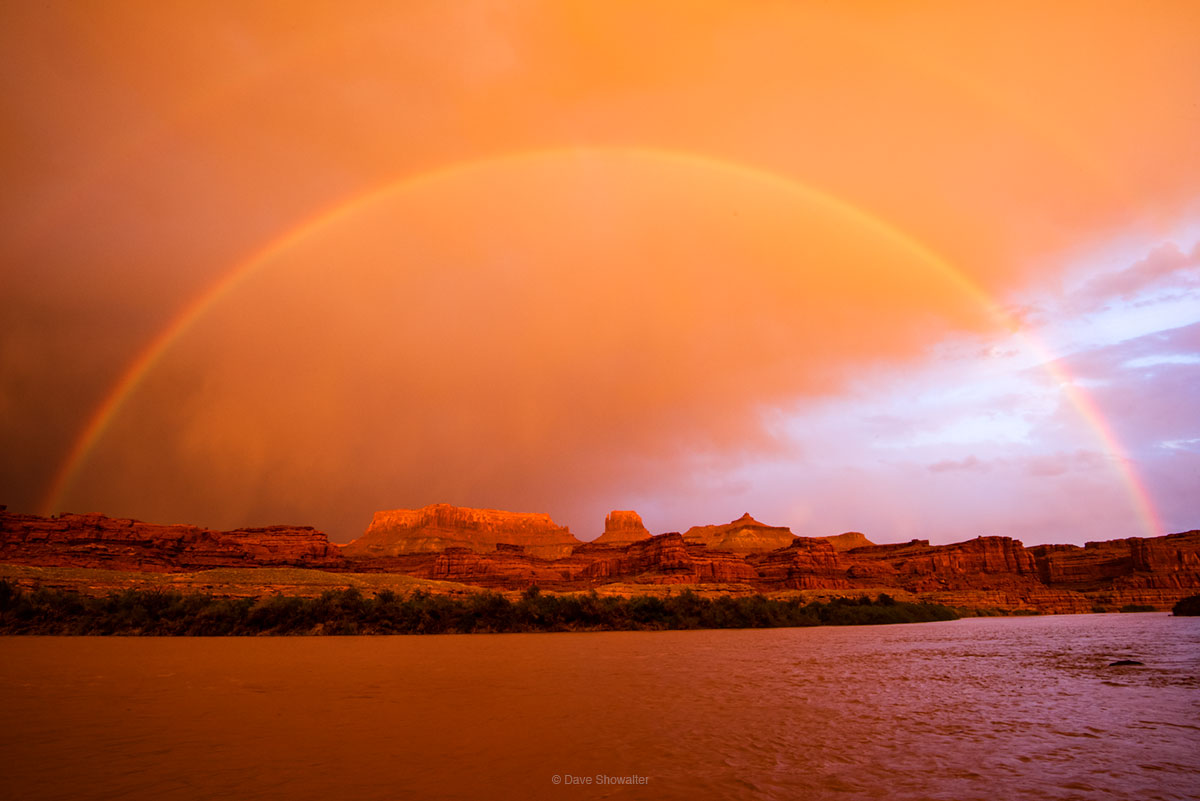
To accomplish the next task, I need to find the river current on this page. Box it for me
[2,613,1197,800]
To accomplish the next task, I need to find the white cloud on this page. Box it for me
[1122,354,1200,369]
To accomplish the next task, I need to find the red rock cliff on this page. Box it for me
[844,536,1038,592]
[4,505,1198,612]
[749,538,850,589]
[581,533,759,584]
[1030,530,1200,608]
[682,513,796,553]
[0,510,344,572]
[343,503,582,559]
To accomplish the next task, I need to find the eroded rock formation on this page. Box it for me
[847,536,1039,591]
[580,533,760,584]
[682,513,796,553]
[3,505,1197,613]
[344,503,581,559]
[749,538,850,589]
[593,510,652,545]
[1029,531,1200,609]
[821,531,875,551]
[0,510,344,572]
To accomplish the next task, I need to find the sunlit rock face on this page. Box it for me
[749,538,850,589]
[578,532,759,584]
[1030,531,1200,607]
[593,510,652,545]
[0,509,345,572]
[845,536,1038,592]
[422,547,571,587]
[822,531,875,552]
[344,503,582,560]
[682,513,796,553]
[3,504,1198,613]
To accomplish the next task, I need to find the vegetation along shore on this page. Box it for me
[0,581,959,635]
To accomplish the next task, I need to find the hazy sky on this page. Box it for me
[2,2,1197,545]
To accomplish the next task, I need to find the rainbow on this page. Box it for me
[40,147,1165,538]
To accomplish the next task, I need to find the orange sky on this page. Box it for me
[2,2,1198,543]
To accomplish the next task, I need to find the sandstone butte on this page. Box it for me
[345,503,580,560]
[592,510,653,545]
[2,503,1198,614]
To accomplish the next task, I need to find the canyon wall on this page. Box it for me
[0,510,344,572]
[3,505,1197,612]
[344,503,581,559]
[1029,531,1200,610]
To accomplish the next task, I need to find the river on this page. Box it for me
[2,613,1197,800]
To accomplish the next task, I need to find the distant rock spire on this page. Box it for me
[595,510,652,544]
